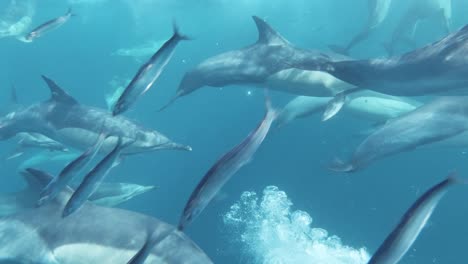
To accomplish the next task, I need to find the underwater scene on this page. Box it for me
[1,0,468,263]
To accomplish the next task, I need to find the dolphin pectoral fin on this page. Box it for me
[328,158,355,173]
[322,92,346,121]
[328,44,349,56]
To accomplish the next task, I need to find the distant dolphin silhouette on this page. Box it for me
[329,0,392,55]
[383,0,452,56]
[159,16,355,111]
[0,168,212,263]
[0,75,191,154]
[329,97,468,172]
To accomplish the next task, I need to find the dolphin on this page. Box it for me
[276,91,421,128]
[5,132,69,160]
[369,173,461,264]
[178,94,277,231]
[0,75,191,155]
[0,170,155,217]
[329,97,468,172]
[159,16,355,111]
[293,24,468,99]
[18,151,80,171]
[329,0,393,55]
[112,24,189,116]
[112,40,166,61]
[21,8,75,42]
[0,168,212,264]
[383,0,452,56]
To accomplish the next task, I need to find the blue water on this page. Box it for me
[2,0,468,263]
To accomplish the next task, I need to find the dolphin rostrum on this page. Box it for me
[0,168,212,264]
[22,8,75,42]
[178,94,277,231]
[329,0,392,55]
[0,75,191,154]
[112,24,189,116]
[159,16,355,111]
[329,97,468,172]
[0,169,155,217]
[369,173,461,264]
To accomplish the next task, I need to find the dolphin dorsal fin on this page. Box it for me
[41,75,78,105]
[21,168,54,191]
[252,16,289,46]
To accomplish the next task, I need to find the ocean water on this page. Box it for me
[1,0,468,263]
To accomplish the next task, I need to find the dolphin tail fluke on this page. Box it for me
[67,8,77,17]
[328,44,349,56]
[172,21,191,41]
[328,158,355,173]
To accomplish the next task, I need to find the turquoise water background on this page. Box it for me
[2,0,468,263]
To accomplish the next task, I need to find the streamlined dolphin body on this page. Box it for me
[329,0,392,55]
[0,76,191,154]
[0,170,155,217]
[384,0,452,56]
[21,8,74,42]
[329,97,468,172]
[0,170,212,264]
[294,24,468,97]
[160,16,355,110]
[276,91,421,127]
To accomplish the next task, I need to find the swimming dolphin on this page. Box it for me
[112,24,189,116]
[159,16,354,111]
[383,0,452,56]
[369,173,460,264]
[0,75,191,155]
[112,40,166,61]
[63,138,127,217]
[178,94,277,231]
[0,168,212,264]
[276,91,421,128]
[21,8,75,42]
[293,24,468,99]
[5,132,69,160]
[329,0,392,55]
[329,97,468,172]
[0,170,155,217]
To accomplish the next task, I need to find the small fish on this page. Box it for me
[23,8,75,42]
[368,173,462,264]
[38,133,107,206]
[112,23,190,116]
[62,137,127,217]
[178,93,277,231]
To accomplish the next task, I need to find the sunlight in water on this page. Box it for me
[223,186,370,264]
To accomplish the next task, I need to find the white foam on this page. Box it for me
[223,186,370,264]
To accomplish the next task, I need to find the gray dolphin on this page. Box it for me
[159,16,353,111]
[21,8,75,42]
[0,169,212,264]
[0,75,191,154]
[5,132,69,160]
[383,0,452,56]
[329,97,468,172]
[294,24,468,98]
[0,170,155,217]
[276,91,421,128]
[329,0,392,55]
[369,173,460,264]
